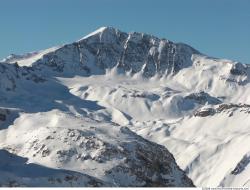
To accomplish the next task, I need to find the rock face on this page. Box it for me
[0,62,45,93]
[231,155,250,175]
[184,91,222,105]
[30,27,199,77]
[230,62,248,76]
[194,107,216,117]
[194,104,250,117]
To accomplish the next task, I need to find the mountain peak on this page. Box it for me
[1,27,250,187]
[27,27,200,77]
[3,27,201,78]
[79,26,118,41]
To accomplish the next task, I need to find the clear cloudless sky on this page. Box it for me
[0,0,249,63]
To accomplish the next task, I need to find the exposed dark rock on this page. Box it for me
[194,108,215,117]
[185,91,222,105]
[231,155,250,175]
[31,27,199,77]
[217,103,250,112]
[230,62,247,76]
[194,103,250,117]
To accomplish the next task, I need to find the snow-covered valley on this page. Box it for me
[0,27,249,187]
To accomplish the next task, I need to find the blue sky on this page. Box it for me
[0,0,249,63]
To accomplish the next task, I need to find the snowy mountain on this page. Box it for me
[1,26,250,187]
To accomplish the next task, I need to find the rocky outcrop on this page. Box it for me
[231,155,250,175]
[194,103,250,117]
[185,91,222,105]
[217,103,250,112]
[194,107,216,117]
[230,62,248,76]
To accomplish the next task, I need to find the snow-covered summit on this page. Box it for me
[3,27,249,82]
[78,26,118,41]
[2,27,201,77]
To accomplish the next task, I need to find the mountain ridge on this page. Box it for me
[1,27,250,187]
[2,27,201,77]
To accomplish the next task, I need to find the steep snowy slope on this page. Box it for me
[1,26,250,187]
[0,149,108,187]
[1,46,60,67]
[0,110,193,187]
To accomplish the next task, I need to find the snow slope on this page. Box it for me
[2,46,60,67]
[1,26,250,187]
[0,109,193,187]
[0,149,108,187]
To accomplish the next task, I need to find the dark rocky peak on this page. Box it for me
[30,27,201,78]
[79,27,127,44]
[230,62,249,76]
